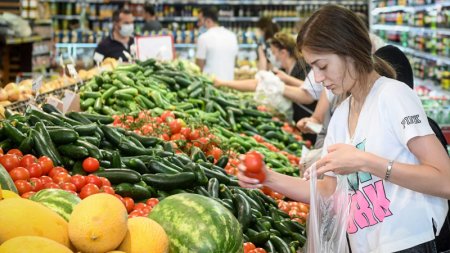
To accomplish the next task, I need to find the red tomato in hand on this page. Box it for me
[9,167,30,181]
[38,156,54,175]
[79,183,100,199]
[7,149,23,157]
[244,171,266,183]
[0,154,20,172]
[27,163,43,178]
[244,151,263,173]
[82,157,100,173]
[20,154,37,168]
[70,175,87,192]
[14,179,32,195]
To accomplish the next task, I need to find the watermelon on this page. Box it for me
[0,164,17,193]
[148,193,243,253]
[30,189,81,221]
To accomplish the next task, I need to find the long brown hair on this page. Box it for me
[296,5,395,94]
[268,32,301,61]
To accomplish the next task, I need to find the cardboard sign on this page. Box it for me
[61,90,80,113]
[46,96,64,112]
[135,35,175,61]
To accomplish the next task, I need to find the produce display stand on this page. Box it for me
[0,59,310,253]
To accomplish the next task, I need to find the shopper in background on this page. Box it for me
[255,17,280,71]
[141,4,162,35]
[95,9,135,62]
[214,32,322,126]
[238,5,450,253]
[195,7,238,81]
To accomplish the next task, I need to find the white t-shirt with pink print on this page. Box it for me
[323,76,448,253]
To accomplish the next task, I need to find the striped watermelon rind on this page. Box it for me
[0,164,18,193]
[149,193,244,253]
[30,188,81,221]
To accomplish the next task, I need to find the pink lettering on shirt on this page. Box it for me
[363,181,392,222]
[347,180,392,234]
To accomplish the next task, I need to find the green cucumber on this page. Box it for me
[57,144,89,159]
[73,124,97,136]
[141,172,196,191]
[126,158,149,174]
[269,235,290,253]
[47,128,79,145]
[95,168,141,184]
[235,192,253,231]
[75,140,103,160]
[114,183,151,201]
[147,160,179,174]
[2,121,26,144]
[79,113,114,124]
[207,178,219,198]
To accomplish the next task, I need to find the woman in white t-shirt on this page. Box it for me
[237,5,450,253]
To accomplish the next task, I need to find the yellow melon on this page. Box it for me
[0,189,19,199]
[0,236,72,253]
[106,251,127,253]
[0,198,69,246]
[68,193,128,253]
[118,217,169,253]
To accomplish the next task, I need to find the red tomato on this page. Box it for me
[60,182,77,192]
[100,186,115,195]
[70,175,87,192]
[243,242,256,253]
[170,133,185,141]
[21,191,36,199]
[0,147,3,155]
[44,182,60,189]
[208,147,223,161]
[38,156,54,175]
[188,129,200,141]
[9,167,30,181]
[99,177,111,187]
[123,197,135,213]
[40,175,53,185]
[128,209,145,218]
[114,194,125,204]
[159,133,170,141]
[29,177,44,192]
[161,111,175,122]
[0,154,20,172]
[14,179,32,195]
[26,163,43,178]
[7,149,23,157]
[180,127,191,139]
[82,157,100,173]
[52,172,71,184]
[244,151,264,173]
[79,183,100,199]
[145,198,159,208]
[20,154,37,168]
[250,248,267,253]
[134,202,147,211]
[169,119,182,134]
[85,174,102,188]
[141,124,154,135]
[49,167,68,178]
[244,171,266,183]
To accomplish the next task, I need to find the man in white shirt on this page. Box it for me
[196,7,238,81]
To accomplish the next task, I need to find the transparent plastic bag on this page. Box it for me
[304,163,351,253]
[253,70,293,119]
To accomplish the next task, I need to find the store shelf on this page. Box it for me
[372,2,450,14]
[5,35,44,45]
[158,16,300,22]
[372,24,450,36]
[53,15,82,20]
[56,42,257,50]
[32,51,51,57]
[155,0,367,5]
[389,43,450,65]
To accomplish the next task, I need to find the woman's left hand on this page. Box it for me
[273,69,289,83]
[303,144,367,179]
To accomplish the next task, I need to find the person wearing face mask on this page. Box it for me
[195,7,238,81]
[214,32,322,141]
[238,5,450,253]
[95,9,135,62]
[255,17,280,71]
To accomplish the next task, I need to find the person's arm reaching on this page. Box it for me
[214,79,258,92]
[283,85,315,105]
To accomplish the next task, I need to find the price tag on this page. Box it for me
[67,64,78,78]
[31,75,43,93]
[61,90,80,113]
[46,96,64,112]
[93,52,104,64]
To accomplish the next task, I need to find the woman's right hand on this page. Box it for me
[236,154,269,189]
[213,78,225,87]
